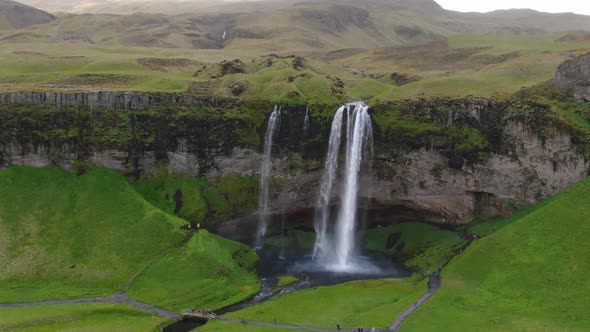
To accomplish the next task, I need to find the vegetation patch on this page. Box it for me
[202,279,424,330]
[0,303,170,332]
[127,230,260,311]
[400,177,590,331]
[364,222,466,274]
[0,166,188,302]
[277,275,299,288]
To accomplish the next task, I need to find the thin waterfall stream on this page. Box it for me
[255,105,281,249]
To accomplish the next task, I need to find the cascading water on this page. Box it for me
[256,105,281,249]
[303,106,311,138]
[335,103,372,268]
[312,102,374,271]
[312,106,345,260]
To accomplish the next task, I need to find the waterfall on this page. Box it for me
[312,106,345,259]
[304,106,311,138]
[312,102,373,270]
[256,105,281,248]
[335,103,372,267]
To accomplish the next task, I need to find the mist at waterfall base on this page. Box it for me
[252,102,402,278]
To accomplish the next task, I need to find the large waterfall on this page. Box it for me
[256,105,281,248]
[312,102,373,271]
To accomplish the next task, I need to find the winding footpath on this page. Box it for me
[0,292,179,319]
[388,274,441,331]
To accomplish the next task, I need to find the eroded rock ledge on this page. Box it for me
[0,95,588,227]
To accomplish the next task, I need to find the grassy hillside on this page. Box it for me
[0,166,188,302]
[0,166,260,311]
[201,278,425,331]
[128,230,260,311]
[1,1,590,101]
[0,303,170,331]
[400,177,590,331]
[364,222,467,274]
[132,167,259,226]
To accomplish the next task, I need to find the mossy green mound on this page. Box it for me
[128,230,260,311]
[0,166,187,302]
[132,167,259,226]
[400,177,590,331]
[0,303,170,332]
[0,166,260,313]
[364,222,466,274]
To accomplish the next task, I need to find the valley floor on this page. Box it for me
[1,165,589,332]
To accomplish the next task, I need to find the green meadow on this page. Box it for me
[0,166,259,311]
[0,303,169,332]
[400,177,590,331]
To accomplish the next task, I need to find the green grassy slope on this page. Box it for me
[128,230,260,311]
[0,166,187,302]
[0,166,260,311]
[132,168,259,226]
[0,303,170,332]
[364,222,467,274]
[200,279,425,331]
[400,177,590,331]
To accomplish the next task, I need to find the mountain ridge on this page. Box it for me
[0,0,55,29]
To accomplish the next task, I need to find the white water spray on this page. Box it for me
[312,102,373,271]
[256,105,281,248]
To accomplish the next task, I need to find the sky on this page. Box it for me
[434,0,590,15]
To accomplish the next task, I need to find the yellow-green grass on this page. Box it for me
[128,230,260,311]
[448,34,590,54]
[276,276,299,288]
[399,177,590,331]
[0,303,170,332]
[202,279,425,330]
[0,166,187,302]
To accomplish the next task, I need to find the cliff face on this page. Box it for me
[554,52,590,101]
[0,91,237,110]
[1,96,588,227]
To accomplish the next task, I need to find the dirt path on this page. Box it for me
[388,274,441,331]
[0,292,180,318]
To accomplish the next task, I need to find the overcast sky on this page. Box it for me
[435,0,590,15]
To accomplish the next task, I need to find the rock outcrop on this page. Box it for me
[554,52,590,101]
[0,91,237,110]
[1,96,588,228]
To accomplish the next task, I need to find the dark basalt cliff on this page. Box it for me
[1,92,588,227]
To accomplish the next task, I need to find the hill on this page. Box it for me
[0,166,259,309]
[399,177,590,331]
[0,0,588,101]
[0,0,54,30]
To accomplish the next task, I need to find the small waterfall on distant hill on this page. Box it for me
[312,102,374,271]
[256,105,281,249]
[304,106,311,138]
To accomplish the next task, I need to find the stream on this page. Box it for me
[163,245,410,332]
